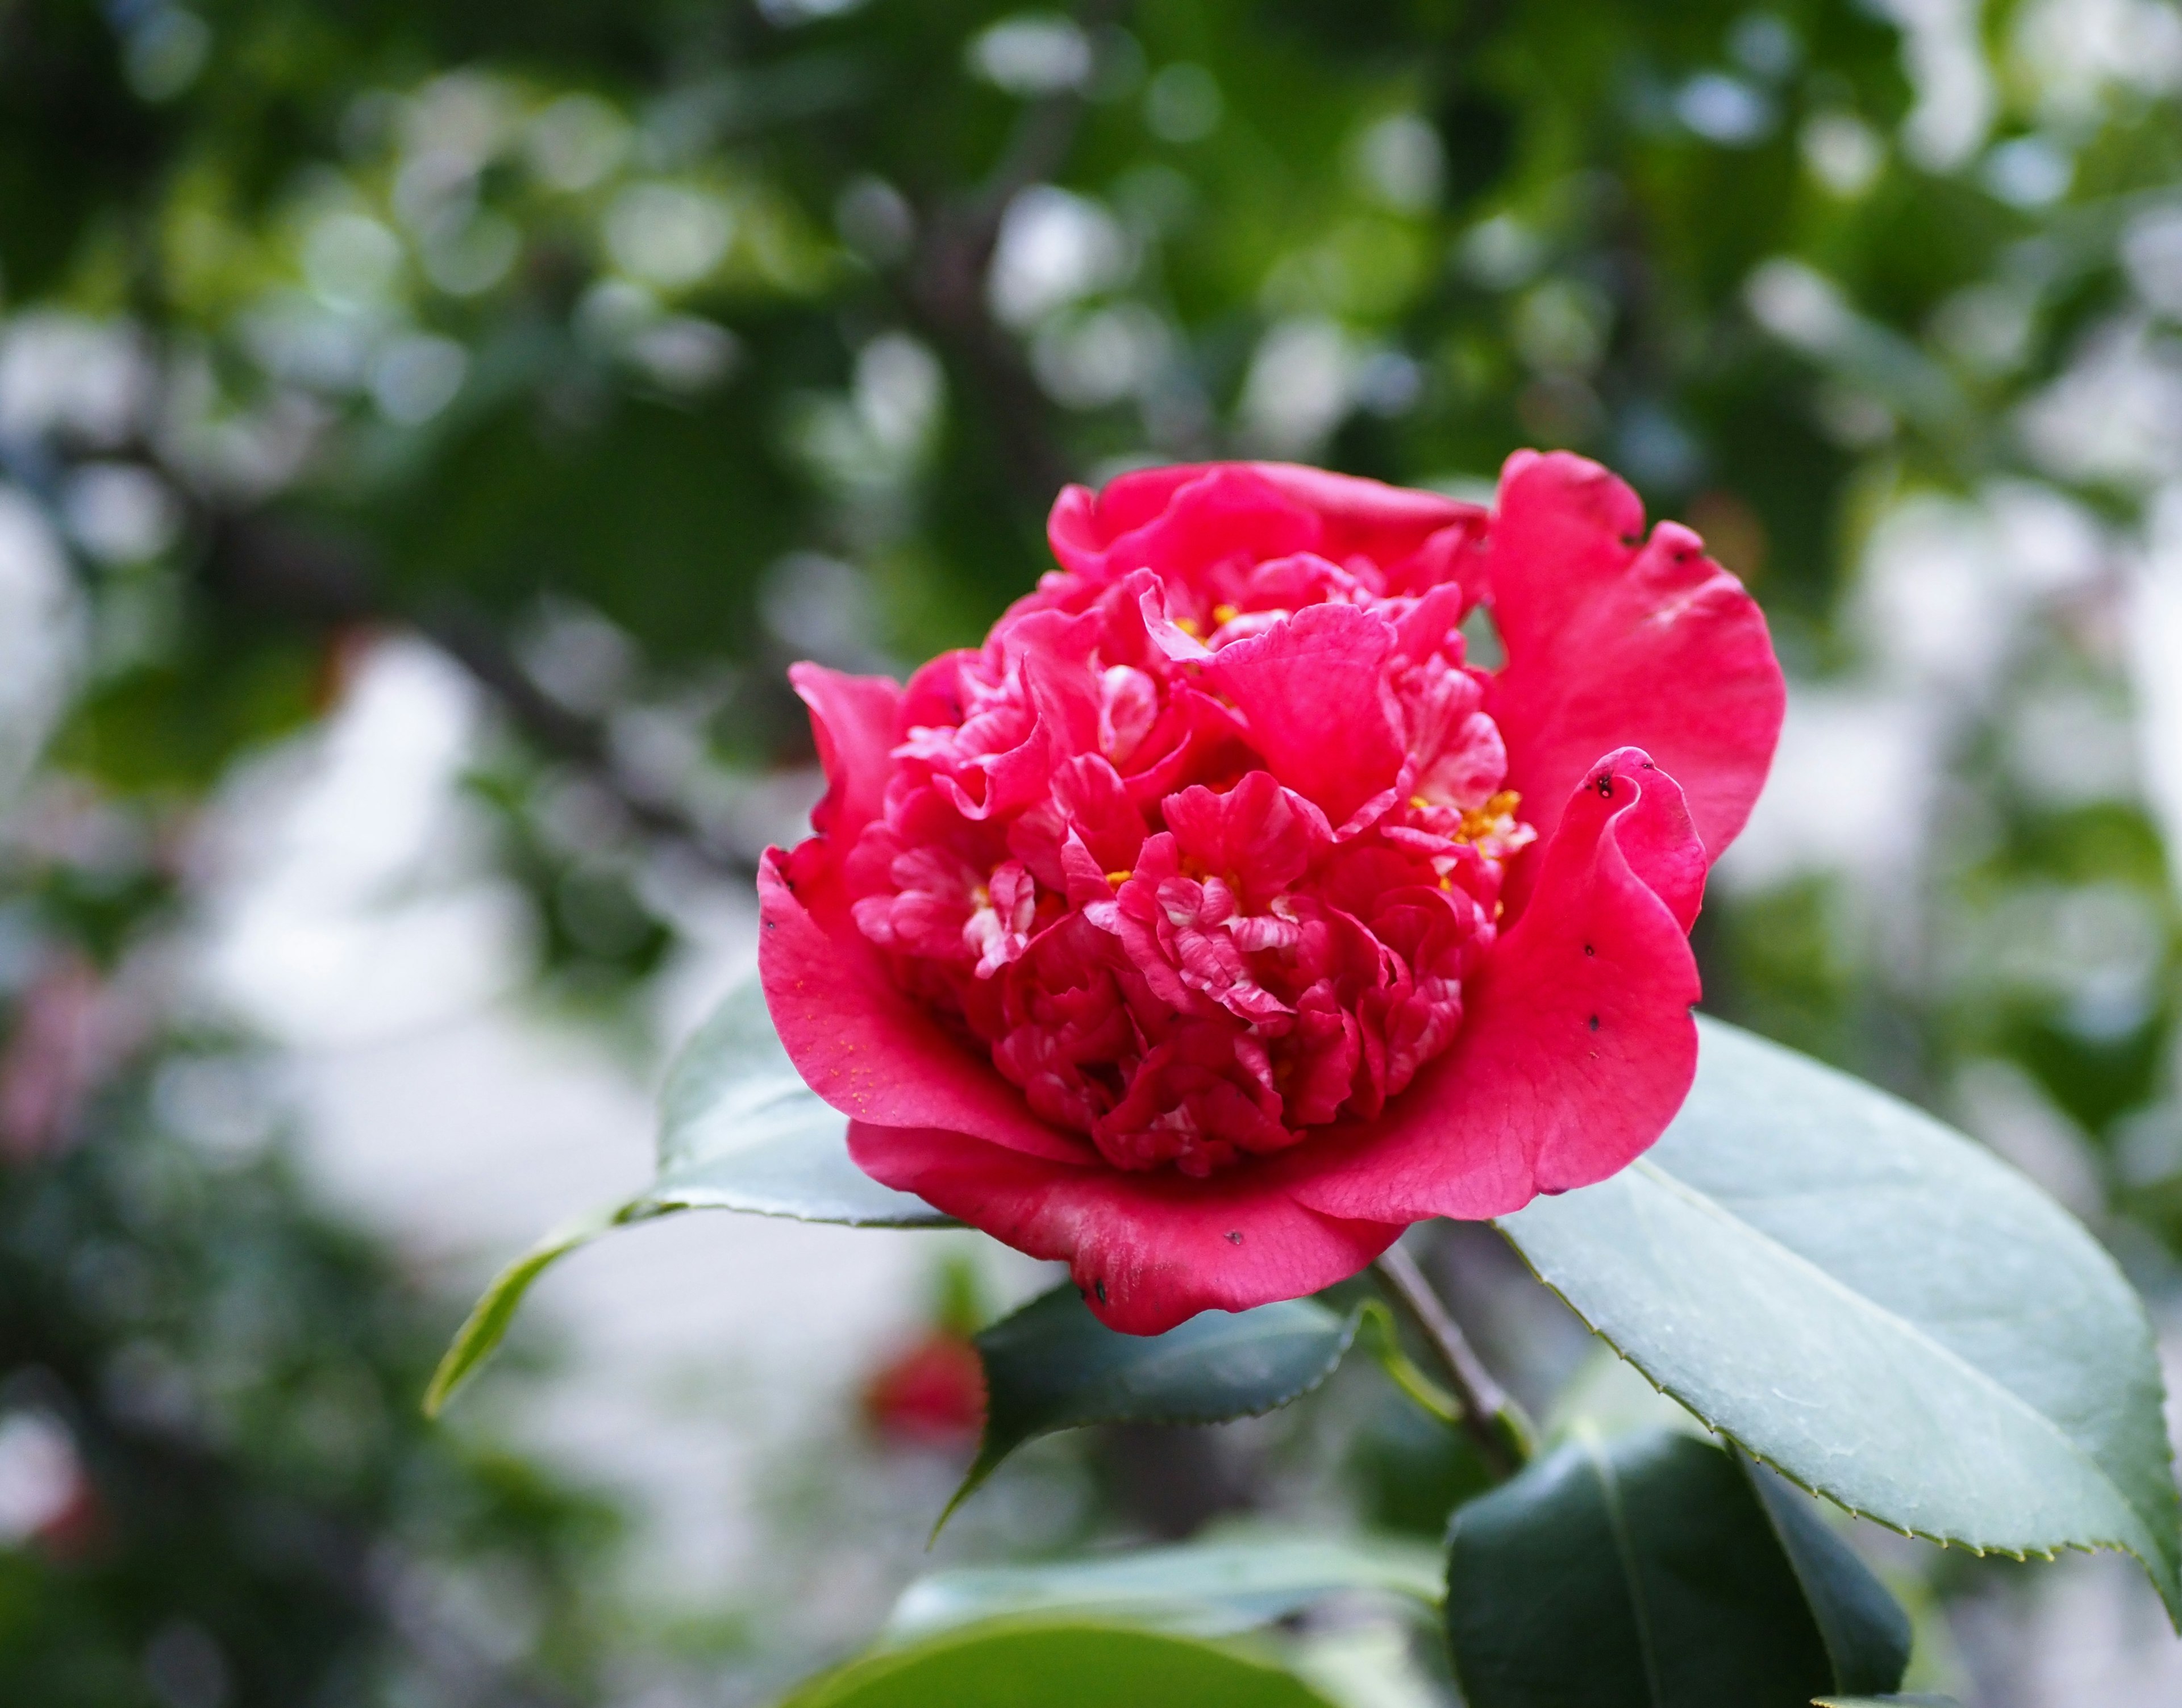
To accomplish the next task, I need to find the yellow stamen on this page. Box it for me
[1211,603,1239,626]
[1409,795,1431,812]
[1105,870,1133,885]
[1176,615,1203,638]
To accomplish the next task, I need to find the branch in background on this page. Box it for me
[202,511,759,883]
[898,0,1131,506]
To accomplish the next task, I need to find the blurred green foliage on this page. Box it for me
[6,0,2182,1699]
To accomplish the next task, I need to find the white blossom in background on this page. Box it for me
[2130,485,2182,894]
[986,185,1135,330]
[1237,318,1356,457]
[195,639,530,1047]
[0,488,85,803]
[1871,0,1994,170]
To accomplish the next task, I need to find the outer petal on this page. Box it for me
[848,1120,1403,1334]
[1047,465,1318,583]
[759,848,1094,1165]
[1291,749,1704,1224]
[1048,466,1209,575]
[1244,463,1485,581]
[790,663,901,847]
[1202,602,1404,827]
[1483,451,1784,870]
[1047,461,1486,591]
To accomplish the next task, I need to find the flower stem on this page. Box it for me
[1371,1245,1538,1478]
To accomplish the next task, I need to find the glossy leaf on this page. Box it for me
[778,1622,1339,1708]
[644,973,953,1226]
[426,976,946,1413]
[944,1285,1363,1526]
[1813,1697,1963,1706]
[1445,1426,1910,1707]
[1498,1018,2182,1620]
[886,1534,1442,1640]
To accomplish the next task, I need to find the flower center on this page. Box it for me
[847,566,1535,1176]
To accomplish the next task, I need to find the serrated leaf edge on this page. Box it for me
[1494,1210,2179,1618]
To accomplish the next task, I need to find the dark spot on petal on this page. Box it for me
[1619,533,1643,548]
[1583,943,1596,956]
[1094,1279,1108,1304]
[1595,773,1614,797]
[1588,1014,1600,1031]
[1226,1230,1244,1245]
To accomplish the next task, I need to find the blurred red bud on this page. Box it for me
[862,1332,985,1449]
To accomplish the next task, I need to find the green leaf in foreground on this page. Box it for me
[645,971,951,1227]
[778,1622,1339,1708]
[1445,1427,1910,1707]
[943,1284,1364,1528]
[424,976,948,1414]
[1813,1697,1963,1706]
[886,1534,1443,1640]
[1497,1017,2182,1621]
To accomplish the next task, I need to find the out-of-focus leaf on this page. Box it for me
[777,1621,1340,1708]
[944,1285,1363,1528]
[426,976,946,1413]
[1498,1018,2182,1622]
[423,1202,640,1418]
[886,1534,1442,1640]
[1444,1427,1910,1707]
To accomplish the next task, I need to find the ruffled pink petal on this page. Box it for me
[790,663,902,847]
[1202,602,1405,827]
[1047,465,1319,583]
[1289,749,1704,1224]
[1244,463,1486,582]
[848,1120,1404,1334]
[1483,450,1784,874]
[1047,461,1487,594]
[1048,466,1209,576]
[759,848,1094,1164]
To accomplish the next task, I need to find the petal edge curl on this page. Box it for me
[1484,450,1785,873]
[849,1120,1403,1335]
[757,850,1094,1165]
[1290,748,1705,1224]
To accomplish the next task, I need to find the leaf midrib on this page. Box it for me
[1578,1428,1666,1708]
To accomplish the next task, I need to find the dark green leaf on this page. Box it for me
[944,1285,1363,1527]
[1444,1427,1910,1707]
[1746,1457,1916,1694]
[777,1622,1339,1708]
[886,1535,1442,1640]
[1499,1018,2182,1620]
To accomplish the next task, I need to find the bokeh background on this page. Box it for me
[4,0,2182,1702]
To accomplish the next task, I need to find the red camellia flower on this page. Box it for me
[761,453,1785,1334]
